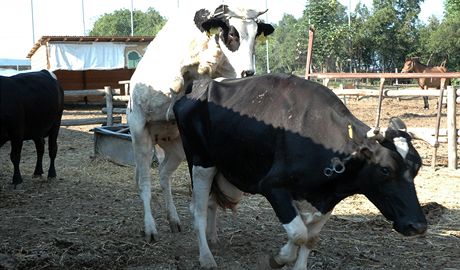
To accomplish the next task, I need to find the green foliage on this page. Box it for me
[413,0,460,71]
[445,0,460,18]
[297,0,349,72]
[89,8,165,36]
[255,14,304,74]
[87,3,459,73]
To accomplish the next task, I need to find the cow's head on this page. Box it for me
[194,5,274,78]
[356,118,427,236]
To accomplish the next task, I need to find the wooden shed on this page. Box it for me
[27,35,154,103]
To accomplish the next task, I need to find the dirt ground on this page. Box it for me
[1,95,459,270]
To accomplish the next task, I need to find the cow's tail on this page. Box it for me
[210,175,243,213]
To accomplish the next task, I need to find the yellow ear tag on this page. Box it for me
[208,27,220,36]
[257,33,267,43]
[348,124,353,139]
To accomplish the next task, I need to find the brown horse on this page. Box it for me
[401,57,449,109]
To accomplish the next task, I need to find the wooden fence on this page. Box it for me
[64,74,459,170]
[61,86,127,126]
[310,72,460,169]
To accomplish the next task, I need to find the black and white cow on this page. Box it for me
[127,4,274,241]
[173,73,427,269]
[0,70,64,187]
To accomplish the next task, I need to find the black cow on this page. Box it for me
[173,73,427,269]
[0,70,64,187]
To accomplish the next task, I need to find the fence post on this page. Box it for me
[105,86,113,126]
[431,79,447,168]
[374,78,386,131]
[447,86,457,169]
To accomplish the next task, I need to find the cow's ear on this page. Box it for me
[194,8,212,32]
[201,18,228,34]
[257,23,275,37]
[194,7,229,33]
[353,144,374,161]
[388,117,407,132]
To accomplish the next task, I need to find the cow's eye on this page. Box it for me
[228,33,238,41]
[380,167,390,176]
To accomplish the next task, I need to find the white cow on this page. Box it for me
[127,4,274,242]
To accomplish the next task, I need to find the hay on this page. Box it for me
[1,101,459,269]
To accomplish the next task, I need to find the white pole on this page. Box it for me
[348,0,352,73]
[130,0,134,36]
[30,0,35,44]
[81,0,86,35]
[265,0,270,73]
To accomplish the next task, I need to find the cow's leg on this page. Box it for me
[156,137,185,233]
[268,239,298,268]
[46,122,61,179]
[131,119,157,242]
[262,189,304,268]
[9,139,24,187]
[206,195,219,244]
[290,210,332,270]
[32,138,45,177]
[206,173,244,244]
[191,165,218,269]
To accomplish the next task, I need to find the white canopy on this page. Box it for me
[48,43,126,71]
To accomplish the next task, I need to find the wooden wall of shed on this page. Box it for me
[54,69,134,104]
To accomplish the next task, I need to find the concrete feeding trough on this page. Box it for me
[93,124,135,166]
[93,124,158,167]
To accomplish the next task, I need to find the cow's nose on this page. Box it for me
[404,222,427,236]
[241,70,255,77]
[409,222,427,235]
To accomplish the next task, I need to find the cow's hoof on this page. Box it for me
[199,254,217,269]
[32,174,43,178]
[142,230,159,243]
[47,176,57,181]
[208,235,219,247]
[12,179,23,188]
[268,255,285,269]
[145,233,158,243]
[169,222,181,233]
[11,183,24,191]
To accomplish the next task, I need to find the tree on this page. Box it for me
[255,14,303,74]
[413,0,460,71]
[297,0,349,72]
[445,0,460,18]
[363,0,422,72]
[89,7,165,36]
[350,3,373,71]
[424,16,460,70]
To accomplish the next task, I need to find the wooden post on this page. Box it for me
[305,26,315,80]
[374,78,386,131]
[447,86,458,169]
[431,78,446,168]
[105,86,113,126]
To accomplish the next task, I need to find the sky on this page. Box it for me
[0,0,445,60]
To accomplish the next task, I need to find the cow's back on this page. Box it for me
[130,8,206,94]
[204,74,364,137]
[0,70,64,141]
[175,74,371,191]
